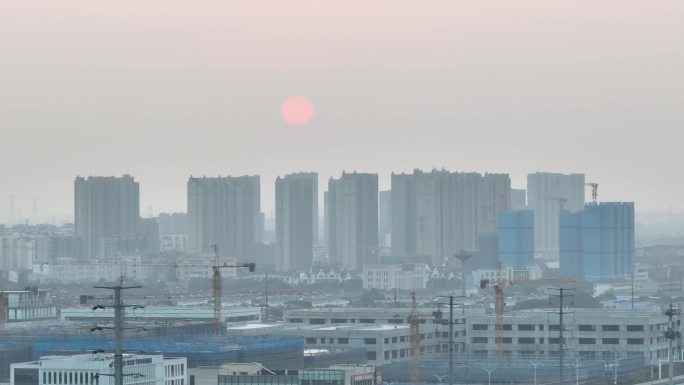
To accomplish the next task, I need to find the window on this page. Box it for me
[539,338,544,344]
[384,351,390,360]
[360,319,375,324]
[496,324,512,330]
[392,337,398,343]
[364,338,377,345]
[472,337,488,343]
[367,352,377,360]
[602,325,620,332]
[338,338,349,344]
[473,324,488,330]
[579,338,596,344]
[388,319,403,324]
[495,337,512,344]
[518,324,535,331]
[539,325,544,331]
[627,325,644,332]
[602,338,620,345]
[627,338,644,345]
[289,318,303,323]
[549,324,560,331]
[331,318,347,324]
[306,338,317,344]
[400,336,406,342]
[384,338,389,344]
[519,337,535,344]
[579,325,595,331]
[320,338,326,344]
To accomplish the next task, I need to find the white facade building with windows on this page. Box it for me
[467,309,671,365]
[10,353,187,385]
[362,264,429,291]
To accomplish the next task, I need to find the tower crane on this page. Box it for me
[542,196,568,211]
[585,183,599,204]
[480,263,574,360]
[34,254,256,334]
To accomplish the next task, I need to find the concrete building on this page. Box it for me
[0,289,57,323]
[74,175,140,259]
[61,306,260,324]
[275,324,443,365]
[10,353,187,385]
[498,210,534,268]
[0,233,36,270]
[362,263,429,291]
[200,363,380,385]
[187,176,261,258]
[527,172,585,260]
[471,266,543,289]
[391,170,510,265]
[467,309,671,365]
[378,191,392,248]
[327,172,378,270]
[275,173,318,272]
[510,189,526,210]
[560,202,635,281]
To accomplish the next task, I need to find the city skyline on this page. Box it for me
[2,0,684,223]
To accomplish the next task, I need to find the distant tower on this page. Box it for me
[9,195,15,226]
[187,175,261,257]
[32,196,38,225]
[327,172,378,270]
[75,175,140,259]
[275,172,318,272]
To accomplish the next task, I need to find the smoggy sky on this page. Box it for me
[1,0,683,223]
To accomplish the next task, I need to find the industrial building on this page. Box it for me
[467,309,671,365]
[0,288,57,323]
[10,353,186,385]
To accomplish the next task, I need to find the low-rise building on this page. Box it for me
[10,353,187,385]
[467,309,672,365]
[1,288,57,323]
[362,264,429,291]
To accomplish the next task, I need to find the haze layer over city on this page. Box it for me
[1,1,684,385]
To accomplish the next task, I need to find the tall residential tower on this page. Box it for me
[327,172,378,270]
[187,175,261,258]
[74,175,140,258]
[275,172,318,272]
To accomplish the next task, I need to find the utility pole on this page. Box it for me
[435,296,465,385]
[549,288,574,385]
[264,272,269,322]
[664,303,680,385]
[92,284,141,385]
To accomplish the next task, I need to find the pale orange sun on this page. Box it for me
[281,96,315,126]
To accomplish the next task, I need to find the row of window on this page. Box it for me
[472,324,652,332]
[43,371,97,385]
[291,318,428,325]
[471,337,645,345]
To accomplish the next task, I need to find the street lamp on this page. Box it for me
[609,351,619,385]
[433,374,447,385]
[529,360,541,385]
[482,365,495,385]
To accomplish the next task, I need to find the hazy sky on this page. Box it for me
[1,0,683,223]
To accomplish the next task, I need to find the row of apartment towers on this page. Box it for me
[74,170,587,272]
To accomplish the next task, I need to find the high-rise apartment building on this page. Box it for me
[498,210,534,268]
[275,172,318,272]
[527,172,585,259]
[327,172,378,270]
[187,175,260,258]
[391,169,511,264]
[378,190,392,247]
[74,175,140,258]
[560,202,635,280]
[510,188,527,210]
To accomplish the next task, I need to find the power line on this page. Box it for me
[548,287,574,385]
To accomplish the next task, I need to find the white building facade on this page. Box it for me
[10,353,187,385]
[362,264,429,291]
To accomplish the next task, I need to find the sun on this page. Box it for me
[281,96,315,126]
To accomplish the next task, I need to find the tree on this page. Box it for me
[358,289,384,306]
